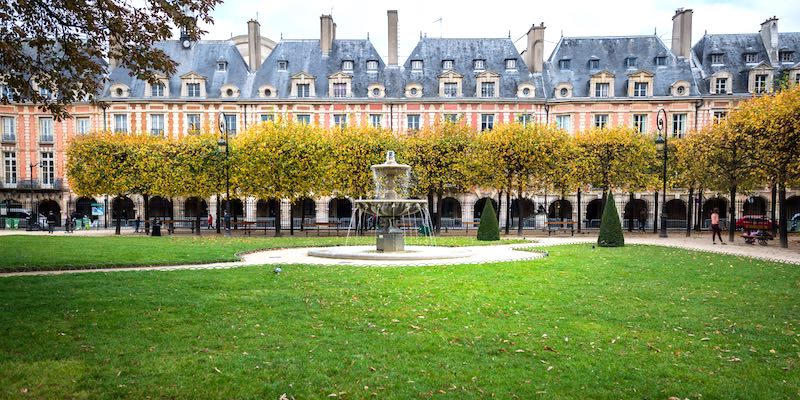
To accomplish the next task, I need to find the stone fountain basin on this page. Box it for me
[307,246,471,261]
[354,199,428,217]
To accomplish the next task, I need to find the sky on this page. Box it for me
[196,0,800,62]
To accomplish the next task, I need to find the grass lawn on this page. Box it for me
[0,235,525,272]
[0,244,798,399]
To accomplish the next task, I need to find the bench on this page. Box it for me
[544,221,575,236]
[741,231,773,245]
[314,221,341,236]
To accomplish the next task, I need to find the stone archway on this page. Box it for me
[586,199,603,228]
[665,199,687,229]
[743,195,768,216]
[328,198,352,220]
[473,197,498,220]
[702,197,728,228]
[75,196,97,220]
[148,196,173,219]
[112,196,136,220]
[38,199,61,226]
[510,198,535,228]
[548,199,573,220]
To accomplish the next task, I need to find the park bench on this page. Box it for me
[544,221,575,236]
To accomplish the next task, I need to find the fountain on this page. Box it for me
[307,151,470,261]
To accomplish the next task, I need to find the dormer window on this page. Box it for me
[560,88,568,96]
[442,60,454,70]
[595,83,609,97]
[558,59,571,70]
[221,84,239,98]
[180,72,206,98]
[588,59,600,69]
[744,53,757,63]
[342,60,354,71]
[480,82,495,97]
[590,70,615,98]
[443,83,457,97]
[625,57,637,68]
[151,82,165,97]
[109,83,129,98]
[411,60,423,71]
[217,61,227,71]
[39,87,52,99]
[780,51,794,63]
[278,60,288,70]
[291,72,316,98]
[297,84,310,97]
[187,83,201,97]
[754,74,768,93]
[655,56,667,66]
[711,54,724,65]
[505,59,516,69]
[366,60,379,71]
[114,88,124,97]
[473,59,485,70]
[715,77,728,94]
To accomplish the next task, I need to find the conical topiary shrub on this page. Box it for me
[598,192,625,247]
[477,200,500,241]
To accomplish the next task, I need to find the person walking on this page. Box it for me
[134,215,141,233]
[46,211,55,234]
[207,213,213,230]
[638,209,647,232]
[711,208,725,244]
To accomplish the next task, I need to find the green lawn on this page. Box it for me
[0,235,524,272]
[0,244,797,399]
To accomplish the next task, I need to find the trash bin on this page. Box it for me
[9,218,18,229]
[151,218,162,236]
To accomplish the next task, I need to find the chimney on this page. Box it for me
[671,8,693,58]
[320,14,334,57]
[247,19,262,72]
[525,23,545,73]
[387,10,399,66]
[760,16,779,64]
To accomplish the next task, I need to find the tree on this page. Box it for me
[476,199,500,241]
[674,134,713,235]
[0,0,221,119]
[326,123,399,199]
[598,192,624,247]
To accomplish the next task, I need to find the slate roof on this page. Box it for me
[543,35,698,98]
[399,38,543,99]
[103,40,249,99]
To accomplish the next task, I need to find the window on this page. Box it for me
[1,117,15,142]
[713,111,727,124]
[676,85,686,95]
[113,114,127,133]
[594,114,609,129]
[225,88,235,97]
[517,114,533,127]
[655,56,667,66]
[505,59,516,69]
[217,61,227,71]
[411,60,423,71]
[3,152,16,185]
[633,114,647,133]
[333,114,347,128]
[473,59,485,70]
[407,114,420,131]
[780,51,794,63]
[409,87,419,96]
[260,114,274,123]
[187,114,201,133]
[278,60,288,70]
[522,87,531,96]
[711,54,724,64]
[595,82,610,97]
[744,53,757,63]
[625,57,637,68]
[369,114,382,128]
[151,82,165,97]
[372,88,381,97]
[444,114,458,123]
[633,82,648,97]
[555,115,571,132]
[150,114,165,136]
[296,114,311,125]
[559,88,568,97]
[558,59,571,70]
[442,60,454,70]
[672,113,687,138]
[480,82,495,97]
[754,74,768,93]
[224,114,237,134]
[39,87,51,99]
[297,83,310,98]
[366,60,379,71]
[332,83,347,98]
[715,78,728,94]
[76,117,90,135]
[342,60,354,71]
[443,82,458,97]
[588,59,599,69]
[40,152,54,185]
[480,114,494,131]
[187,83,201,97]
[39,117,53,142]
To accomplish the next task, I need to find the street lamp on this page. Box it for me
[27,161,40,230]
[654,108,668,238]
[218,112,231,237]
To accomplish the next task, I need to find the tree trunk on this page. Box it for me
[628,192,634,232]
[435,191,443,234]
[274,199,282,237]
[195,197,202,236]
[686,188,693,237]
[779,183,788,248]
[216,194,221,234]
[771,184,777,235]
[114,202,122,235]
[728,186,737,243]
[577,188,582,233]
[695,189,703,231]
[427,190,435,233]
[143,194,150,235]
[290,202,294,236]
[652,191,658,234]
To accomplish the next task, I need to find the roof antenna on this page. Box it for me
[560,30,563,38]
[367,32,370,40]
[432,17,442,38]
[654,27,657,35]
[508,30,511,38]
[256,12,259,22]
[280,32,283,40]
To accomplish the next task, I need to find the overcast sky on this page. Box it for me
[198,0,800,62]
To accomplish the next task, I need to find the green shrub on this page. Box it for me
[598,192,625,247]
[477,201,500,241]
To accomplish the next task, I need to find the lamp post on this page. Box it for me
[217,112,231,237]
[654,108,668,238]
[27,161,39,230]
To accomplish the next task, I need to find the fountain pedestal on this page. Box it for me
[376,219,404,252]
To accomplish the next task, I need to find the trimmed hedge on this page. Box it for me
[477,201,500,241]
[598,192,625,247]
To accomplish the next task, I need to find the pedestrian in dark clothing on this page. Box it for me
[46,211,55,234]
[711,208,725,244]
[638,210,647,232]
[134,216,141,233]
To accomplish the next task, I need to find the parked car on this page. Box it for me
[735,215,773,231]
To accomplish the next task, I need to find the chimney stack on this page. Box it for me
[671,8,693,58]
[320,14,334,57]
[760,17,779,64]
[247,19,262,72]
[525,23,545,73]
[387,10,399,66]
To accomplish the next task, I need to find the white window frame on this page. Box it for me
[442,60,454,70]
[39,117,53,142]
[754,74,768,93]
[342,60,354,71]
[150,114,165,136]
[40,152,54,185]
[594,114,609,128]
[517,114,533,127]
[411,60,423,71]
[744,53,757,63]
[369,114,382,128]
[595,82,610,97]
[4,151,16,185]
[480,82,495,98]
[505,59,516,69]
[715,77,728,94]
[473,59,485,70]
[260,114,274,123]
[113,114,128,133]
[296,114,311,125]
[633,82,648,97]
[332,83,347,98]
[278,60,288,70]
[333,114,347,128]
[480,114,494,131]
[672,113,687,138]
[297,83,310,98]
[713,111,727,124]
[1,116,15,141]
[366,60,379,71]
[588,59,600,69]
[655,56,666,66]
[558,59,571,70]
[711,54,724,64]
[224,114,237,134]
[625,57,637,68]
[151,82,165,97]
[187,114,201,133]
[633,114,647,133]
[444,114,458,123]
[555,115,571,132]
[443,83,458,98]
[187,83,201,97]
[76,117,90,135]
[407,114,420,131]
